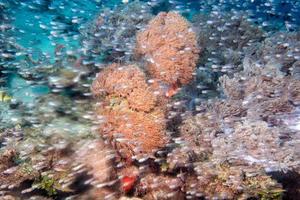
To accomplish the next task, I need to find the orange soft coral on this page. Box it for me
[136,12,200,86]
[91,12,200,162]
[91,63,157,112]
[97,98,166,160]
[92,64,168,160]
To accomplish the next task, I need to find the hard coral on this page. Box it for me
[136,12,199,86]
[220,64,300,126]
[163,58,300,199]
[186,163,283,200]
[136,174,184,200]
[212,121,297,170]
[250,32,300,76]
[0,148,40,193]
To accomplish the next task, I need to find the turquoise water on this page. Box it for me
[0,0,300,199]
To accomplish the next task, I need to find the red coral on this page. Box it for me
[121,176,137,193]
[118,165,140,193]
[136,12,200,87]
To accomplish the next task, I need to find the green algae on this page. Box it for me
[34,175,58,196]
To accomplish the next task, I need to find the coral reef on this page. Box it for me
[248,32,300,78]
[136,11,199,87]
[1,0,300,199]
[0,148,40,190]
[75,139,116,186]
[81,0,153,63]
[220,60,300,127]
[71,139,119,200]
[136,174,184,200]
[89,11,202,199]
[193,11,265,72]
[164,58,300,199]
[190,11,265,93]
[185,163,283,199]
[92,10,201,163]
[91,64,158,112]
[0,124,119,199]
[92,64,168,160]
[97,104,167,160]
[211,121,298,171]
[0,128,71,198]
